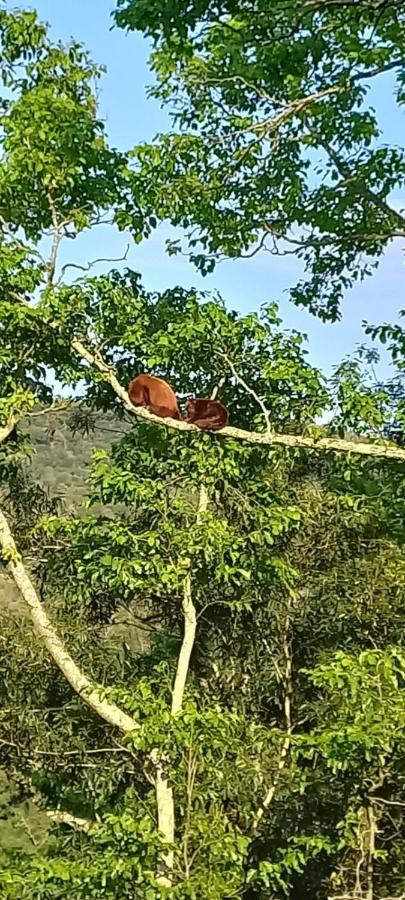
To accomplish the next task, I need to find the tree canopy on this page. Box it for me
[0,6,404,899]
[115,0,405,318]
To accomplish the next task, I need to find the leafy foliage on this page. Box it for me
[115,0,405,318]
[0,7,404,899]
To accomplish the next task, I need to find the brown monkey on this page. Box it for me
[185,398,229,431]
[128,374,181,420]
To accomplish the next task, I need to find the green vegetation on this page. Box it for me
[0,408,131,610]
[0,5,404,898]
[116,0,405,319]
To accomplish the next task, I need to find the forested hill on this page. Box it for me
[0,408,132,611]
[25,408,132,510]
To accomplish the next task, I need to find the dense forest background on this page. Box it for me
[0,1,404,898]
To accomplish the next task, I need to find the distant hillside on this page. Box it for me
[26,407,133,511]
[0,406,133,611]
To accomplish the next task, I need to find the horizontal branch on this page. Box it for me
[71,339,405,463]
[329,895,405,900]
[202,79,346,136]
[46,809,99,833]
[26,400,73,418]
[59,244,130,283]
[0,508,139,734]
[353,57,405,81]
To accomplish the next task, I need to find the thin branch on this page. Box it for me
[201,75,345,116]
[310,134,405,229]
[0,216,46,264]
[0,508,138,734]
[373,797,405,807]
[210,375,226,400]
[353,57,405,81]
[239,231,272,258]
[220,353,272,435]
[58,244,130,283]
[366,802,376,900]
[46,193,64,286]
[257,83,346,130]
[263,221,405,248]
[26,400,73,419]
[252,604,293,834]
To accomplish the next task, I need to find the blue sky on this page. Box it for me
[8,0,405,377]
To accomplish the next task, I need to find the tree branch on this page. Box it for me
[0,418,17,445]
[46,810,99,833]
[366,802,376,900]
[252,604,293,834]
[311,134,405,229]
[26,400,73,418]
[150,747,175,887]
[0,216,46,265]
[172,375,224,715]
[171,484,208,715]
[353,57,405,81]
[5,288,405,464]
[58,244,130,283]
[70,339,405,462]
[0,513,172,884]
[46,193,64,286]
[220,353,272,435]
[161,481,210,883]
[0,508,138,734]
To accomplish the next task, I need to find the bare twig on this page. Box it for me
[220,353,272,435]
[58,244,130,283]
